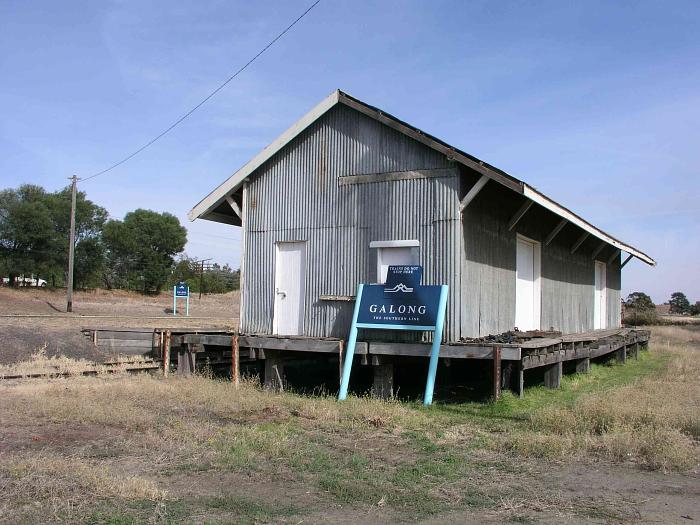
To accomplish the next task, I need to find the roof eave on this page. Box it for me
[188,89,342,222]
[523,184,656,266]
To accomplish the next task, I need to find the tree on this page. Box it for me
[44,186,107,288]
[691,302,700,316]
[0,185,58,285]
[669,292,691,315]
[0,184,107,288]
[103,209,187,293]
[624,292,655,311]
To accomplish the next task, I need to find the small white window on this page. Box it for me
[370,240,420,283]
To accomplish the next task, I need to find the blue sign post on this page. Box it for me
[173,281,190,316]
[338,266,448,406]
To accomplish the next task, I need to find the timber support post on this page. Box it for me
[264,351,285,391]
[615,346,627,364]
[543,362,562,389]
[177,344,196,376]
[575,357,590,374]
[231,333,240,388]
[371,356,394,399]
[516,362,524,398]
[492,346,501,401]
[162,330,171,378]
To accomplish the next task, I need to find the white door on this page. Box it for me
[273,242,306,335]
[377,247,418,283]
[594,261,607,329]
[515,236,541,331]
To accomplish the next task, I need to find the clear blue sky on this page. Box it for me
[1,1,698,303]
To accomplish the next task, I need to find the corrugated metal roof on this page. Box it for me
[188,89,655,266]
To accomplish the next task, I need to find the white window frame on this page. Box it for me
[370,240,420,284]
[515,234,542,330]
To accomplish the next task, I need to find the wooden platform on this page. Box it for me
[81,326,650,399]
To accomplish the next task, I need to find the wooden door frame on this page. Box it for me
[516,234,542,330]
[272,240,307,335]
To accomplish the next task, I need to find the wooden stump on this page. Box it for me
[575,357,590,374]
[264,352,285,391]
[231,334,240,388]
[615,347,627,364]
[492,346,501,401]
[372,363,394,400]
[543,362,562,389]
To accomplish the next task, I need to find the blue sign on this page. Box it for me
[357,266,440,327]
[338,265,449,406]
[384,265,422,290]
[175,282,189,297]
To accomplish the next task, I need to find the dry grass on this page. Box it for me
[0,346,154,379]
[0,326,698,523]
[501,326,700,470]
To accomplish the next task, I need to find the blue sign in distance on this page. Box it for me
[356,265,441,327]
[175,281,189,297]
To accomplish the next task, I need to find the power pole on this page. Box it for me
[66,175,78,312]
[198,258,212,300]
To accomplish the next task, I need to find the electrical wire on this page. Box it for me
[81,0,321,183]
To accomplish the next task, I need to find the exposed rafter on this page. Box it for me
[508,201,533,231]
[225,194,241,219]
[591,241,607,260]
[621,254,634,269]
[571,232,589,254]
[459,175,489,211]
[545,219,568,246]
[607,248,621,265]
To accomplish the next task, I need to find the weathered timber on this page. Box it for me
[338,167,457,186]
[163,331,171,377]
[96,339,154,348]
[264,352,285,391]
[543,362,563,388]
[369,342,520,360]
[231,334,240,387]
[177,348,195,376]
[575,357,590,373]
[492,346,501,400]
[372,364,394,399]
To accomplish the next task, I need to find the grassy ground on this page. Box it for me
[0,326,698,524]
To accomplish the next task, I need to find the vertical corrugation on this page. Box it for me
[242,104,460,341]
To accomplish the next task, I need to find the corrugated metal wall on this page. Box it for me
[239,102,624,341]
[241,104,462,341]
[461,186,623,337]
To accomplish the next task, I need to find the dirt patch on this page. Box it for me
[0,287,238,364]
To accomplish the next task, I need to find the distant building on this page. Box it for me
[190,90,655,341]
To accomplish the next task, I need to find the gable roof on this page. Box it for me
[189,89,655,266]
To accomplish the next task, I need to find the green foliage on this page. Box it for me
[103,209,187,293]
[669,292,691,315]
[169,256,239,293]
[625,291,654,311]
[0,184,106,288]
[691,302,700,316]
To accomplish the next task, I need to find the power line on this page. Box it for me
[81,0,321,183]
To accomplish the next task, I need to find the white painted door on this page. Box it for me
[515,236,541,331]
[273,242,306,335]
[376,246,418,283]
[594,261,607,329]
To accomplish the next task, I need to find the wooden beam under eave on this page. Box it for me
[225,194,242,219]
[508,200,533,231]
[607,248,621,265]
[591,241,607,260]
[570,232,589,254]
[620,254,634,269]
[545,219,568,246]
[460,175,489,211]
